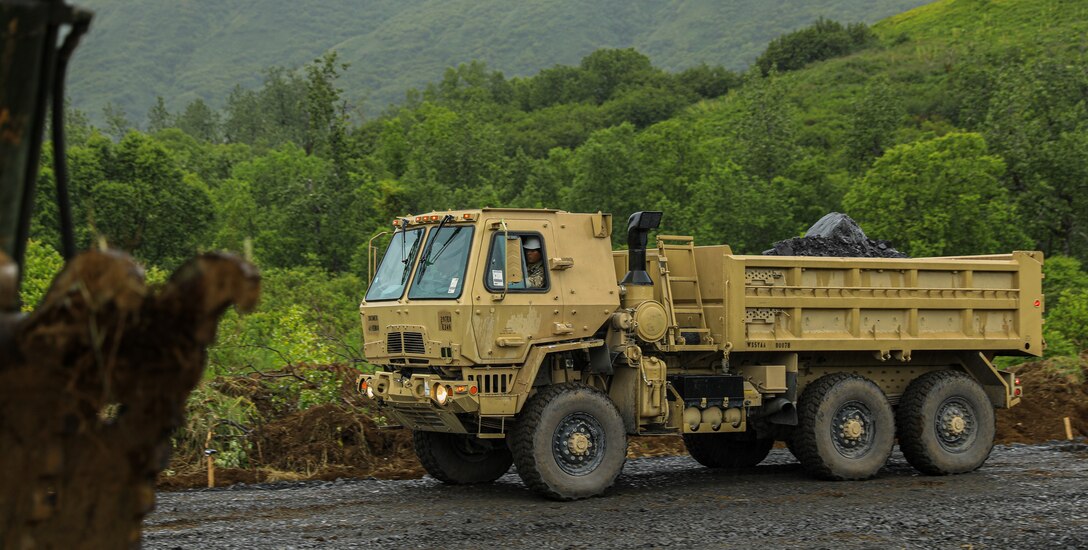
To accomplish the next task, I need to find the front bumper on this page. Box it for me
[359,369,491,434]
[360,369,521,433]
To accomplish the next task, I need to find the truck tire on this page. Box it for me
[897,370,995,475]
[511,383,627,500]
[412,430,513,484]
[792,373,895,480]
[683,433,774,468]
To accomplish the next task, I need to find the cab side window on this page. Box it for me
[485,232,548,292]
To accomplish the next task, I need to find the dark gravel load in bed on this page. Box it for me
[763,212,908,258]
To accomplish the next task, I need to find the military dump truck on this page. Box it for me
[358,209,1042,500]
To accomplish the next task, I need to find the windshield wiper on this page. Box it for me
[399,225,420,285]
[399,218,408,265]
[416,215,454,278]
[427,226,463,266]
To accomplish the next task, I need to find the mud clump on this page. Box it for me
[764,212,908,258]
[0,250,258,547]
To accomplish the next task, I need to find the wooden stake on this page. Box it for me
[207,454,215,488]
[1064,417,1074,441]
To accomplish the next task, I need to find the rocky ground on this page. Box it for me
[144,442,1088,549]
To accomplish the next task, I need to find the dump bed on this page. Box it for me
[622,245,1045,358]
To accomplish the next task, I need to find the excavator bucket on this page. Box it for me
[1,249,259,547]
[0,1,262,546]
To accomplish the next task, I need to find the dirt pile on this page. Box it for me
[160,364,425,490]
[997,358,1088,443]
[764,212,908,258]
[160,363,693,490]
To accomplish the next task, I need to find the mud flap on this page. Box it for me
[962,352,1018,408]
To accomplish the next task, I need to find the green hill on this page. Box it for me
[69,0,930,123]
[32,0,1088,373]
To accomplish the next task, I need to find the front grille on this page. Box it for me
[392,403,450,430]
[403,332,425,354]
[387,331,426,354]
[469,373,512,394]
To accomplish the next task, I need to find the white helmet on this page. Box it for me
[523,236,542,250]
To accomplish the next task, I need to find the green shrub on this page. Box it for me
[19,239,64,312]
[757,19,877,75]
[209,266,364,374]
[1046,288,1088,355]
[179,381,258,468]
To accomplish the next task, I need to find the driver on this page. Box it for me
[523,237,545,288]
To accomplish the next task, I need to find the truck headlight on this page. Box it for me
[434,384,450,405]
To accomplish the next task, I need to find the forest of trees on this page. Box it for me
[24,2,1088,383]
[69,0,930,122]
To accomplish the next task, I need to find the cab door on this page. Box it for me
[471,217,563,363]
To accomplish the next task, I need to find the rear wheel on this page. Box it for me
[897,370,995,475]
[683,432,774,468]
[412,430,513,484]
[792,373,895,480]
[511,383,627,500]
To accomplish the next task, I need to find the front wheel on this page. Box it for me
[511,383,627,500]
[897,370,995,475]
[412,430,513,484]
[792,373,895,480]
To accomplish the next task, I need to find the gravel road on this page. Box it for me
[144,442,1088,549]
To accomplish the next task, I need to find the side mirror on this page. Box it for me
[505,237,524,285]
[492,234,522,302]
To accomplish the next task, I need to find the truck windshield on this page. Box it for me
[365,228,424,301]
[408,226,474,299]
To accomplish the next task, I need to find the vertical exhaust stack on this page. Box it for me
[620,211,662,307]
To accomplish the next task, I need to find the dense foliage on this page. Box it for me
[24,0,1088,378]
[757,18,877,75]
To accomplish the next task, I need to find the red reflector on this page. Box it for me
[469,386,478,395]
[1014,388,1022,396]
[1034,300,1041,307]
